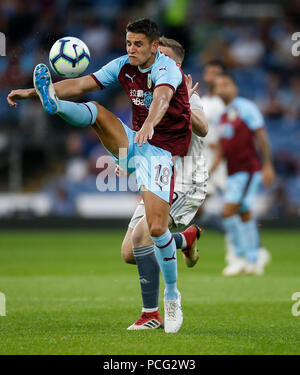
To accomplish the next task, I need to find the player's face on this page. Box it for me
[214,76,237,104]
[203,65,223,88]
[126,32,158,69]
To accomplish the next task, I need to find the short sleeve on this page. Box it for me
[240,100,264,131]
[91,55,128,88]
[152,58,182,91]
[189,92,204,111]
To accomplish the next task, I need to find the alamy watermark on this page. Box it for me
[291,292,300,317]
[0,292,6,316]
[0,32,6,56]
[291,32,300,57]
[95,149,207,193]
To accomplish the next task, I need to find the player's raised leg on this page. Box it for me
[33,63,128,157]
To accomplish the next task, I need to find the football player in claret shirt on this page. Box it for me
[7,18,192,333]
[210,73,275,276]
[119,37,209,330]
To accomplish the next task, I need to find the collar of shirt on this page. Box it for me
[138,50,161,73]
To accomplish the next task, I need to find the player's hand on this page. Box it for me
[185,74,199,99]
[115,165,129,177]
[134,123,154,146]
[7,89,32,108]
[262,162,275,187]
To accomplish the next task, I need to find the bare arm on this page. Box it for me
[191,108,208,137]
[7,75,99,108]
[254,127,275,187]
[134,85,174,146]
[185,74,208,137]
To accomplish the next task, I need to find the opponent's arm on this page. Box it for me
[209,141,223,175]
[134,85,173,146]
[185,74,208,137]
[7,75,98,108]
[254,127,275,187]
[191,109,208,137]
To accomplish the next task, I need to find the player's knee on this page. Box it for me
[121,247,135,264]
[90,101,102,121]
[148,223,168,238]
[131,226,145,248]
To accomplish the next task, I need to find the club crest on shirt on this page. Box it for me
[144,91,153,109]
[147,73,152,89]
[227,108,237,121]
[221,123,235,139]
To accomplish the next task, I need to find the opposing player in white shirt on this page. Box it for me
[200,60,227,200]
[120,37,209,330]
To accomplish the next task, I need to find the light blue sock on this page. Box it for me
[223,216,243,257]
[151,230,179,301]
[57,100,97,126]
[239,220,259,263]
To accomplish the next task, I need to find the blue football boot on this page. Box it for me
[33,63,59,114]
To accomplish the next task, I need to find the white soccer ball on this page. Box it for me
[49,36,90,78]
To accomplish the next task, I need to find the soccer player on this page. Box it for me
[119,37,208,330]
[210,73,275,276]
[7,18,192,333]
[201,61,227,200]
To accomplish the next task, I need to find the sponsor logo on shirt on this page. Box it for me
[129,89,153,108]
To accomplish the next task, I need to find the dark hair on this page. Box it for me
[126,18,160,42]
[205,59,226,72]
[159,36,185,63]
[217,72,237,85]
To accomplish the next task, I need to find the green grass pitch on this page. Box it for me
[0,229,299,355]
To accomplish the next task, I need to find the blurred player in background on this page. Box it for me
[120,36,208,330]
[194,61,235,264]
[201,60,227,200]
[7,18,191,333]
[210,73,275,276]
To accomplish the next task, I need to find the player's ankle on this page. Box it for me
[180,233,187,249]
[142,307,159,313]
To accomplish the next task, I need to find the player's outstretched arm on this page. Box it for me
[7,75,98,108]
[255,127,275,187]
[134,85,173,146]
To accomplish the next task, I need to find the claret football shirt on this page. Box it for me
[218,96,264,175]
[91,51,192,156]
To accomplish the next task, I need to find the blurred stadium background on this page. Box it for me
[0,0,300,228]
[1,0,300,356]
